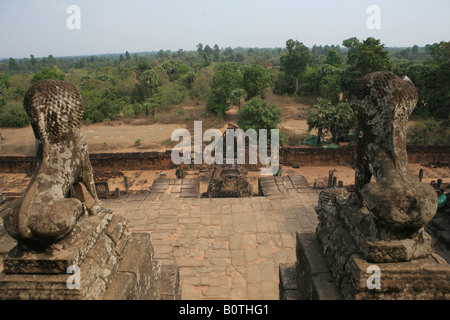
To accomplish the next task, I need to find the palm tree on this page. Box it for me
[307,98,332,146]
[229,88,248,110]
[141,69,160,98]
[328,102,354,144]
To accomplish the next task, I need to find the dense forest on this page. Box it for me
[0,37,448,146]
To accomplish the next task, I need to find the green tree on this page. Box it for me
[342,37,391,99]
[30,54,37,70]
[82,89,123,123]
[327,102,354,143]
[407,119,438,146]
[398,48,411,60]
[316,65,343,104]
[204,45,213,57]
[243,65,272,99]
[280,39,312,93]
[141,102,160,117]
[207,64,243,114]
[31,66,65,83]
[196,43,204,57]
[428,41,450,63]
[307,98,354,145]
[180,71,196,89]
[47,55,56,65]
[307,98,331,145]
[213,44,220,62]
[298,65,343,103]
[141,69,161,98]
[324,50,343,67]
[237,97,282,139]
[223,47,235,62]
[160,60,181,80]
[273,72,296,95]
[229,88,247,110]
[355,37,391,77]
[0,74,11,95]
[8,58,19,71]
[394,41,449,119]
[342,37,361,66]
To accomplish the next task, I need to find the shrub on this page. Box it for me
[237,97,283,145]
[81,89,123,123]
[31,67,65,83]
[407,119,449,146]
[238,97,282,131]
[122,104,134,118]
[0,107,29,127]
[191,66,213,101]
[159,82,186,106]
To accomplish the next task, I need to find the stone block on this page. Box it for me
[112,233,159,300]
[295,233,343,300]
[279,263,300,300]
[0,209,178,300]
[159,265,181,300]
[73,182,97,211]
[314,204,450,299]
[3,210,113,274]
[101,272,137,300]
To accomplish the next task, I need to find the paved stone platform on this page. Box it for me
[103,175,319,300]
[149,178,200,198]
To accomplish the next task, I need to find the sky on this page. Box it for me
[0,0,449,59]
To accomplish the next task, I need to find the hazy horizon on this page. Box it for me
[1,0,449,59]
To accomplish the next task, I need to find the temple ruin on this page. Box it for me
[0,75,448,300]
[280,71,450,300]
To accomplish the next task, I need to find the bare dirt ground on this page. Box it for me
[0,100,430,157]
[0,121,186,156]
[0,102,316,157]
[0,101,448,196]
[1,164,448,197]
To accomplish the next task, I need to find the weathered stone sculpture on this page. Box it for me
[351,71,437,237]
[2,80,100,247]
[0,80,178,300]
[329,71,439,263]
[286,71,450,300]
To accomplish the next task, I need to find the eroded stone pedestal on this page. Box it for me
[282,232,450,300]
[281,189,450,300]
[0,208,180,300]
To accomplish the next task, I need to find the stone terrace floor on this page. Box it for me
[103,175,320,300]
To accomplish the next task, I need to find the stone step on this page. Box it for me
[102,233,181,300]
[279,233,343,300]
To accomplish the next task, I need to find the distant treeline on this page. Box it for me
[0,38,448,131]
